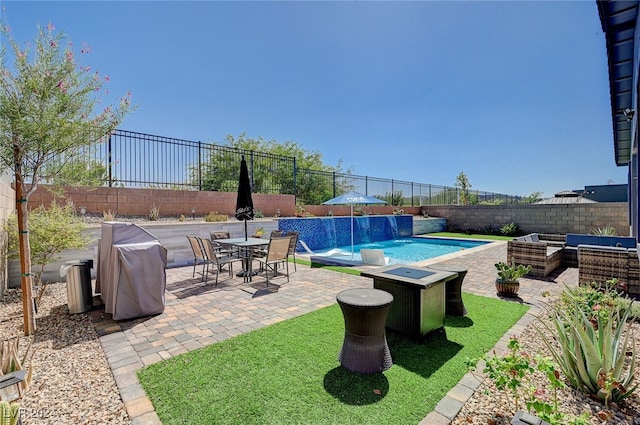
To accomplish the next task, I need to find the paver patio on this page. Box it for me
[89,241,578,425]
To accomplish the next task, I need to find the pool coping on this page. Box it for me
[296,237,504,270]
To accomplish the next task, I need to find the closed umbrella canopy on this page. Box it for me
[235,155,254,240]
[322,191,387,258]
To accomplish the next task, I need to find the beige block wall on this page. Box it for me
[421,203,629,236]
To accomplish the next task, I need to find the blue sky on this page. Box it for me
[1,1,628,198]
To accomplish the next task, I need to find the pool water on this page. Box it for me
[312,237,489,264]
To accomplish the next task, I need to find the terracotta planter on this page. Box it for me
[495,278,520,297]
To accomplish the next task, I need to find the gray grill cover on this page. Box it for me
[97,222,168,320]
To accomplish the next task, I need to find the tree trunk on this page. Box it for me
[14,153,35,335]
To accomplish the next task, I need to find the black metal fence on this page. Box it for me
[62,129,527,206]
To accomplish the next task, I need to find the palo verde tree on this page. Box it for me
[0,23,131,335]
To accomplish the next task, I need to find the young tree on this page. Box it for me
[454,171,473,205]
[0,23,131,335]
[524,191,543,204]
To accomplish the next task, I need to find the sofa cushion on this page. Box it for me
[577,244,628,254]
[597,236,637,249]
[566,234,599,247]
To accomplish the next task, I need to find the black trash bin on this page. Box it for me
[61,259,93,314]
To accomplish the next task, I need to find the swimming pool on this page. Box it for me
[311,237,489,265]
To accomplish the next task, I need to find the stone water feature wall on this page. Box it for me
[278,215,413,252]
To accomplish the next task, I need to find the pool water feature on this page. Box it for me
[312,237,489,265]
[279,215,414,252]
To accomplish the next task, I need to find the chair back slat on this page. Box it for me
[187,235,207,261]
[266,237,291,262]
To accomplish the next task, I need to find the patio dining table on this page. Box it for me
[215,237,269,282]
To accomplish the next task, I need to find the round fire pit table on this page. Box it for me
[427,264,468,316]
[336,288,394,374]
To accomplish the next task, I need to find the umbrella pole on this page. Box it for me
[351,204,354,259]
[244,220,248,241]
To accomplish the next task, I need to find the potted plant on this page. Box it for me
[494,259,531,297]
[254,227,264,238]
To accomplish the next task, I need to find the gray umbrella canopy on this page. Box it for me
[323,192,388,206]
[322,191,387,258]
[235,155,254,240]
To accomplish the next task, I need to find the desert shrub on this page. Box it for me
[499,222,519,236]
[6,200,90,285]
[149,203,160,221]
[0,337,34,398]
[560,280,639,322]
[537,284,638,405]
[591,225,617,236]
[204,211,228,222]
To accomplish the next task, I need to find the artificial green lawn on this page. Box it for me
[138,293,528,425]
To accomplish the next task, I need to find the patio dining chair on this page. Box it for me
[254,236,291,286]
[210,230,231,240]
[254,230,284,260]
[187,235,208,281]
[199,237,244,286]
[285,230,299,272]
[210,230,235,256]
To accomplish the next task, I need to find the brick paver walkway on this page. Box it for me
[90,241,578,425]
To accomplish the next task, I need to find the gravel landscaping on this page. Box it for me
[452,306,640,425]
[1,283,129,425]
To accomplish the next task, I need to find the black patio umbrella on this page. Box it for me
[235,155,254,240]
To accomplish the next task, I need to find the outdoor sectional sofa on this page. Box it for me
[507,234,564,277]
[562,233,637,267]
[508,233,640,297]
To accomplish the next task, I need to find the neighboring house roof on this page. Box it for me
[535,197,597,205]
[535,190,598,204]
[597,0,639,166]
